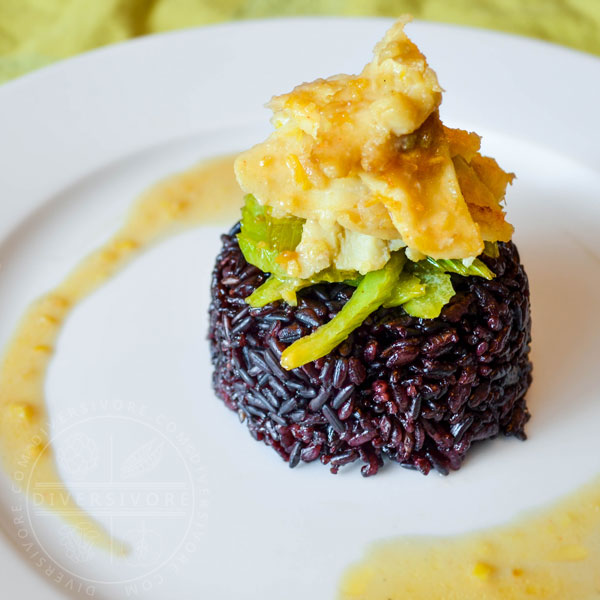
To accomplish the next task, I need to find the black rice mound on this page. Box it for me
[209,223,532,477]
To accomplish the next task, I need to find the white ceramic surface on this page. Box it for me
[0,18,599,600]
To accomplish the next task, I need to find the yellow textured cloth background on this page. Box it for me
[1,0,599,83]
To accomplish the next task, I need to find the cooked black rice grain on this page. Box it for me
[208,228,532,477]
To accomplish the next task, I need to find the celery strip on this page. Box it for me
[426,256,494,280]
[236,194,304,276]
[382,273,426,308]
[402,264,455,319]
[247,267,361,308]
[246,276,308,308]
[280,253,405,369]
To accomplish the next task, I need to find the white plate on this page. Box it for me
[0,17,599,600]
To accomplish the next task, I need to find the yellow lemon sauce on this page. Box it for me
[0,155,241,552]
[340,478,600,599]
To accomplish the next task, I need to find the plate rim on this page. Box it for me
[0,16,599,600]
[2,15,599,96]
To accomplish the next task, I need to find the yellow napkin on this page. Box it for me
[1,0,599,83]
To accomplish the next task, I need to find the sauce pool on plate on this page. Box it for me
[340,480,600,599]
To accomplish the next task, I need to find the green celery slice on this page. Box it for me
[483,241,500,258]
[280,253,405,369]
[236,194,304,276]
[246,276,308,308]
[426,256,494,279]
[425,256,495,280]
[246,267,361,308]
[402,263,455,319]
[382,273,426,308]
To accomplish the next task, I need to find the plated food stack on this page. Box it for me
[209,18,532,476]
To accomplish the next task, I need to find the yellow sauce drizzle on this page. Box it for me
[0,155,241,552]
[339,477,600,599]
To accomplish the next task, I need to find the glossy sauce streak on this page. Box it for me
[340,477,600,599]
[0,155,241,552]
